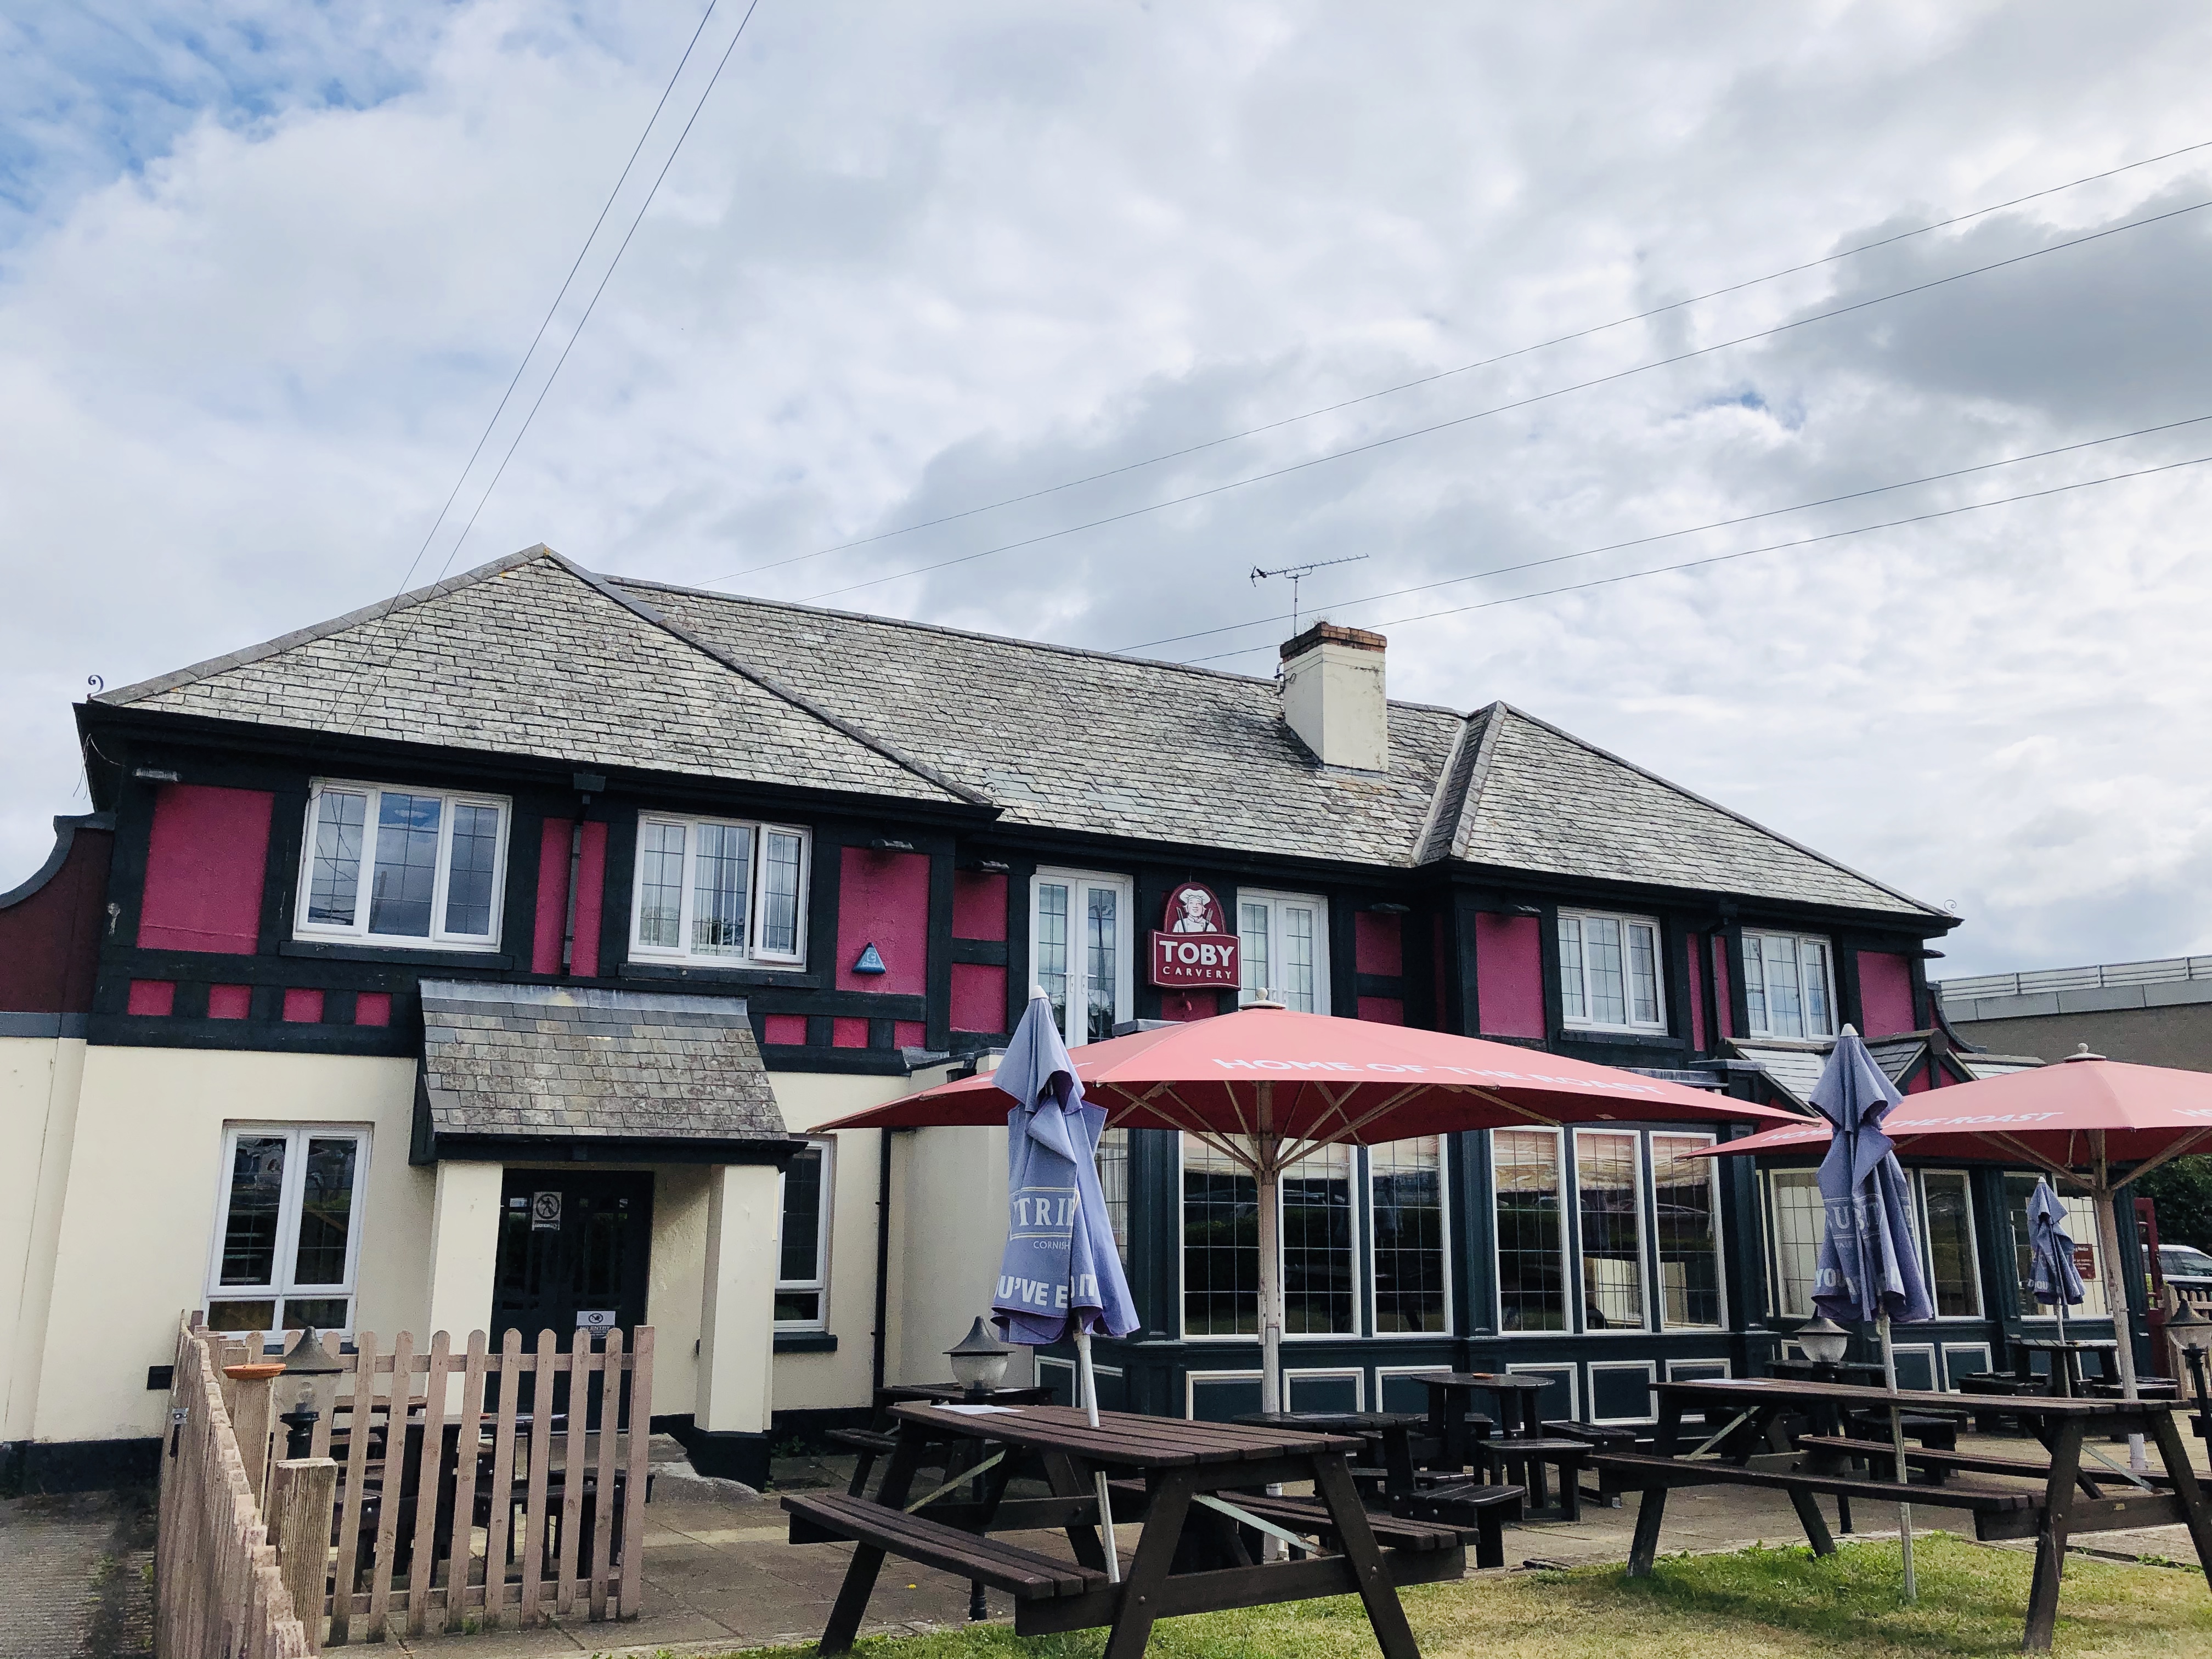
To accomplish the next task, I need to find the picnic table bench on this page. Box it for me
[784,1402,1463,1659]
[1593,1376,2212,1651]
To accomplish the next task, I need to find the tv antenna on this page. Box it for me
[1249,554,1369,639]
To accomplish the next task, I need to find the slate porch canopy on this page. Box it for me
[411,979,804,1166]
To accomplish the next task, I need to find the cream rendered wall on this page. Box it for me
[894,1124,1022,1389]
[32,1047,424,1446]
[2,1036,86,1447]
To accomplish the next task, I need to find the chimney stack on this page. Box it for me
[1279,622,1387,771]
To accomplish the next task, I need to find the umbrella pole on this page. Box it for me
[1879,1313,1916,1602]
[1074,1328,1121,1583]
[2091,1177,2148,1472]
[1256,1153,1285,1415]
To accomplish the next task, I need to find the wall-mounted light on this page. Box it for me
[1368,902,1410,915]
[870,837,917,853]
[133,768,180,783]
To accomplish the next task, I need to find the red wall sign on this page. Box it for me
[1151,883,1239,989]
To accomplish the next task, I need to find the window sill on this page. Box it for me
[280,938,512,969]
[622,960,822,988]
[1557,1029,1685,1050]
[774,1330,838,1353]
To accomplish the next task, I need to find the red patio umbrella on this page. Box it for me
[820,1001,1795,1412]
[1696,1047,2212,1453]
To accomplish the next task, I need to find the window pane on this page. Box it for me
[1628,923,1660,1025]
[1183,1138,1257,1335]
[1558,917,1585,1022]
[692,822,752,956]
[1761,935,1804,1039]
[1097,1127,1131,1265]
[443,803,500,936]
[1494,1131,1565,1331]
[1920,1171,1979,1318]
[1085,885,1119,1043]
[759,831,804,955]
[219,1135,289,1288]
[1768,1170,1823,1319]
[774,1290,821,1323]
[1742,936,1768,1034]
[368,792,442,936]
[1803,940,1835,1037]
[207,1299,277,1333]
[307,792,367,926]
[1653,1133,1721,1328]
[1372,1137,1446,1333]
[282,1297,350,1331]
[1240,901,1270,1003]
[1280,906,1317,1013]
[1585,915,1627,1025]
[2006,1174,2108,1318]
[778,1146,824,1285]
[1282,1144,1354,1334]
[637,822,685,948]
[1576,1130,1646,1329]
[1037,884,1070,1039]
[291,1137,358,1287]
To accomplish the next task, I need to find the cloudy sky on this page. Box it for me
[5,0,2210,978]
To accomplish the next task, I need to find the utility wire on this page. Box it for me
[795,195,2212,605]
[701,135,2212,587]
[1173,452,2212,667]
[1116,411,2212,653]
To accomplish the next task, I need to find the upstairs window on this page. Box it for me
[630,814,809,968]
[298,782,509,950]
[1558,910,1664,1032]
[1238,890,1330,1012]
[1032,870,1132,1045]
[1743,930,1836,1040]
[205,1125,369,1336]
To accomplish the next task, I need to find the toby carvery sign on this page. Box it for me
[1151,882,1239,988]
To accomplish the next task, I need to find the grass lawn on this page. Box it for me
[738,1534,2212,1659]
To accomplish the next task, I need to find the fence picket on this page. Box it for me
[365,1330,413,1638]
[484,1329,522,1630]
[519,1330,556,1626]
[326,1332,375,1646]
[404,1331,451,1637]
[554,1339,590,1617]
[619,1325,652,1618]
[589,1328,620,1621]
[446,1329,489,1634]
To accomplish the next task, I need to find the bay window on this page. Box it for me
[1768,1165,1986,1322]
[1652,1133,1725,1329]
[1371,1137,1448,1333]
[1097,1127,1131,1265]
[776,1140,832,1328]
[1916,1169,1982,1318]
[1494,1130,1567,1331]
[1237,890,1329,1012]
[2006,1174,2108,1318]
[1282,1144,1356,1334]
[1742,930,1836,1039]
[1032,869,1132,1044]
[1180,1137,1360,1339]
[1559,910,1664,1032]
[205,1126,369,1335]
[630,813,810,968]
[1764,1167,1824,1319]
[1576,1130,1647,1330]
[298,781,509,949]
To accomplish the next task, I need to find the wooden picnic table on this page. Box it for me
[1593,1376,2212,1651]
[2012,1336,2119,1398]
[785,1402,1468,1659]
[1234,1410,1426,1498]
[1412,1373,1519,1471]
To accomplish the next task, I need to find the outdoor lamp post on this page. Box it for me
[2169,1298,2212,1437]
[1797,1316,1852,1369]
[278,1325,345,1458]
[947,1317,1013,1397]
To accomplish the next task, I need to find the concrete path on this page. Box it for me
[0,1490,155,1659]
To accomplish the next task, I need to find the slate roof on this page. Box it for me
[97,546,1944,918]
[417,979,787,1143]
[1726,1035,1934,1109]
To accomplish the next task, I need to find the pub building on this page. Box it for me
[0,544,2136,1491]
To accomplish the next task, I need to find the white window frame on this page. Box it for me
[1572,1127,1652,1335]
[1175,1135,1362,1343]
[1912,1167,1984,1321]
[1762,1166,1825,1321]
[1741,929,1837,1040]
[1490,1125,1570,1336]
[774,1137,834,1331]
[1030,868,1135,1045]
[1366,1138,1453,1339]
[1557,909,1666,1033]
[1650,1130,1729,1332]
[628,812,811,970]
[204,1124,371,1338]
[295,780,510,950]
[2008,1175,2110,1320]
[1236,888,1331,1013]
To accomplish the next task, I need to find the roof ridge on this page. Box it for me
[1484,701,1948,920]
[556,557,991,808]
[1412,707,1485,865]
[608,574,1471,717]
[1446,700,1511,862]
[98,545,549,708]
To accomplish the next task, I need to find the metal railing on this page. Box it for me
[1938,956,2212,1002]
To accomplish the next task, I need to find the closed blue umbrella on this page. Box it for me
[2028,1178,2087,1324]
[1808,1025,1934,1599]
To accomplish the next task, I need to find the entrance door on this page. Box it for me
[492,1169,652,1421]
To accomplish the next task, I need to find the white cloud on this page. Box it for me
[4,0,2211,980]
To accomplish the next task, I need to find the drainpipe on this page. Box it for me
[871,1128,895,1391]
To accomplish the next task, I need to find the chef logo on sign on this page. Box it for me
[1150,882,1239,988]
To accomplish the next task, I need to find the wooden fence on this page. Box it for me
[157,1319,654,1651]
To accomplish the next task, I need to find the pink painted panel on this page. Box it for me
[569,822,607,977]
[836,848,929,995]
[762,1013,808,1046]
[1686,937,1707,1051]
[831,1016,870,1049]
[1475,914,1545,1039]
[1357,995,1406,1026]
[1905,1064,1933,1093]
[282,988,324,1024]
[137,785,273,955]
[952,872,1007,942]
[1159,990,1219,1023]
[532,819,574,975]
[893,1020,928,1048]
[1712,937,1734,1039]
[1355,912,1403,977]
[127,979,175,1016]
[1857,951,1917,1037]
[354,991,391,1028]
[207,984,251,1020]
[951,962,1007,1033]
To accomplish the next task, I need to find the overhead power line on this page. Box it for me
[794,195,2212,605]
[699,135,2212,588]
[1116,411,2212,653]
[1172,451,2212,667]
